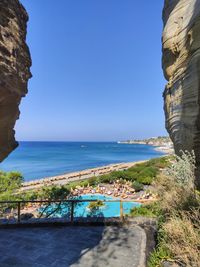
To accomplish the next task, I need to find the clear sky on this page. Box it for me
[18,0,167,141]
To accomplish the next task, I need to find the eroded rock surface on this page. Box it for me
[0,0,31,161]
[162,0,200,187]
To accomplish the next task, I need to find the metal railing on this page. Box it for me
[0,199,135,225]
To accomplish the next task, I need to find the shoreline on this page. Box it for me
[21,151,170,192]
[118,137,174,155]
[152,145,174,154]
[21,160,149,191]
[118,142,174,155]
[21,144,173,192]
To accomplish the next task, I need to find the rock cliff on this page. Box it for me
[162,0,200,187]
[0,0,31,161]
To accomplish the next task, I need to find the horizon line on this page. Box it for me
[17,140,119,142]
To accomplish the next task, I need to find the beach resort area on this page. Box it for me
[1,1,200,266]
[0,156,169,223]
[69,180,148,200]
[21,161,148,191]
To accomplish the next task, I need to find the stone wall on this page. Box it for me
[0,0,31,161]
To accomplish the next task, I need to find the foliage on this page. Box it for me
[155,151,198,214]
[132,181,144,192]
[110,171,134,181]
[163,210,200,267]
[0,157,169,222]
[97,157,169,186]
[146,156,172,169]
[18,157,170,202]
[130,202,161,218]
[20,190,39,201]
[0,171,23,202]
[98,174,112,183]
[0,171,23,194]
[165,150,196,189]
[148,151,200,267]
[148,246,171,267]
[40,185,70,200]
[137,176,153,185]
[87,176,98,186]
[0,171,24,213]
[88,200,104,210]
[138,166,158,178]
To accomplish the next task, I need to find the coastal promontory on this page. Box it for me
[0,0,31,161]
[162,0,200,187]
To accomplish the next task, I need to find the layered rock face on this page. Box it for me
[0,0,31,161]
[162,0,200,187]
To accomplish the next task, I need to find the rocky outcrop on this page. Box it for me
[162,0,200,187]
[0,0,31,161]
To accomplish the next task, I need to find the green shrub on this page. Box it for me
[108,171,132,181]
[122,170,138,181]
[79,180,90,187]
[139,166,158,177]
[98,174,112,183]
[87,176,98,186]
[137,176,153,185]
[0,171,23,194]
[156,151,198,214]
[148,246,171,267]
[166,150,195,188]
[88,200,104,210]
[41,185,70,200]
[109,171,123,178]
[96,157,168,187]
[0,171,24,204]
[132,181,143,192]
[130,203,161,218]
[20,190,38,201]
[148,151,200,267]
[147,157,170,168]
[129,163,149,172]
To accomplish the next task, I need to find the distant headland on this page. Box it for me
[117,136,174,154]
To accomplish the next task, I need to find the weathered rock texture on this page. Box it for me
[162,0,200,187]
[0,0,31,161]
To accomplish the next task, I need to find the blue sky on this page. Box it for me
[18,0,166,141]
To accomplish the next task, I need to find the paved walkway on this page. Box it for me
[0,225,146,267]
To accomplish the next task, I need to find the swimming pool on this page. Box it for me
[40,194,141,218]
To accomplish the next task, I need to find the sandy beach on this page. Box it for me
[153,145,174,154]
[118,137,174,155]
[21,160,148,191]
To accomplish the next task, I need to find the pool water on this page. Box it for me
[41,194,141,218]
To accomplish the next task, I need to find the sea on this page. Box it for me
[0,142,165,181]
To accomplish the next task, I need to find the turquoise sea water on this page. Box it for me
[41,194,141,218]
[0,141,164,181]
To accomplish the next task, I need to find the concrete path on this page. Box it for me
[0,225,146,267]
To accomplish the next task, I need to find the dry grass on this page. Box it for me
[149,151,200,267]
[153,151,198,214]
[154,173,199,214]
[163,210,200,267]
